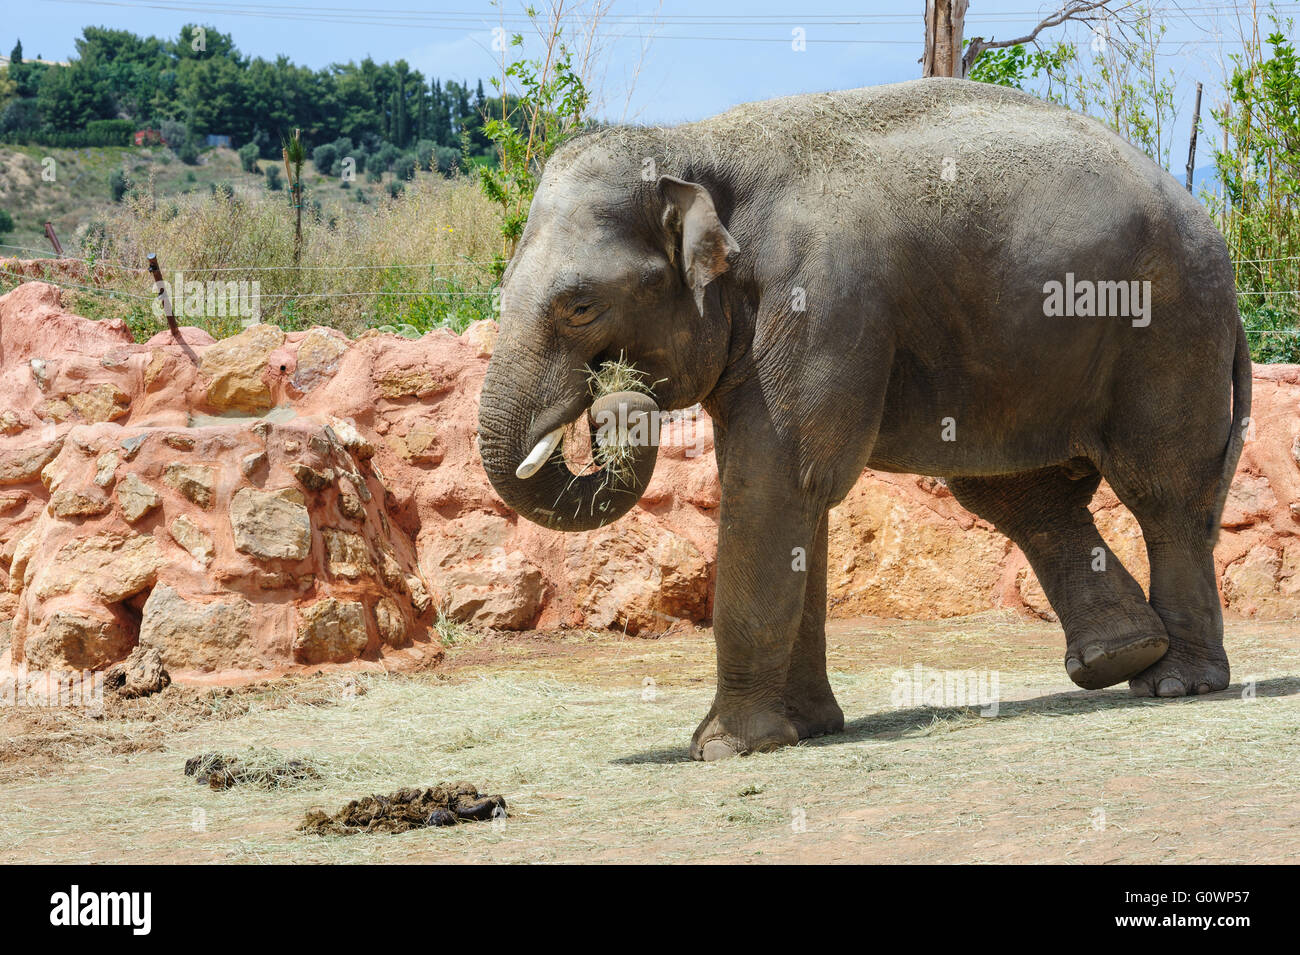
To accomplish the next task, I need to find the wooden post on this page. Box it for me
[43,222,63,256]
[147,252,198,364]
[923,0,970,78]
[1186,81,1203,193]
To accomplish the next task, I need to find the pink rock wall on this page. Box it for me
[1,278,1296,679]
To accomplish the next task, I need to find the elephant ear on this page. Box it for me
[658,175,740,316]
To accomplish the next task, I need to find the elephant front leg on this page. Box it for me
[690,474,824,761]
[783,511,845,739]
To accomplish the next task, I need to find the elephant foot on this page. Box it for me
[1064,628,1169,690]
[689,704,800,761]
[1129,646,1229,697]
[783,685,845,741]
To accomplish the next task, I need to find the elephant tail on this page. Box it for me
[1210,318,1252,547]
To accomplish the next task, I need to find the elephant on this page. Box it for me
[477,77,1251,760]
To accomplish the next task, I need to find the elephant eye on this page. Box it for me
[566,302,603,326]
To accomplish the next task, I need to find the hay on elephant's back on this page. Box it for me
[547,79,1132,218]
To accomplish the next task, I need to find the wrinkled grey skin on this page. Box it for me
[477,78,1250,760]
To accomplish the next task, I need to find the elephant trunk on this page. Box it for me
[478,357,660,532]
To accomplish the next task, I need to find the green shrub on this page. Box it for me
[312,143,338,175]
[393,153,417,181]
[109,168,129,202]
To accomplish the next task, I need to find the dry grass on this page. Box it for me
[0,171,502,341]
[1,616,1296,863]
[583,353,659,487]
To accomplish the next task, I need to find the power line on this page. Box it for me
[42,0,1300,39]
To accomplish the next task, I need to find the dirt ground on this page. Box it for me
[1,612,1297,864]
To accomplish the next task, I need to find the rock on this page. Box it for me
[393,422,443,464]
[1221,473,1279,528]
[164,433,196,451]
[64,383,130,423]
[1222,543,1300,618]
[374,597,408,646]
[337,481,366,520]
[293,463,333,490]
[93,450,119,487]
[116,473,162,523]
[32,532,161,603]
[327,418,374,459]
[26,608,134,671]
[241,451,268,477]
[163,463,215,508]
[377,368,441,400]
[139,585,254,671]
[198,322,285,413]
[406,574,432,614]
[0,411,22,435]
[294,328,349,392]
[7,532,36,593]
[230,486,311,560]
[461,319,497,357]
[295,598,368,664]
[119,434,147,460]
[0,438,64,486]
[169,515,215,567]
[29,358,49,389]
[104,644,171,698]
[48,486,112,518]
[322,528,374,579]
[442,551,547,630]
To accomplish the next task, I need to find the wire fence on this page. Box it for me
[5,246,1300,333]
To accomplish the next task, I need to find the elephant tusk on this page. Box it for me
[515,424,567,479]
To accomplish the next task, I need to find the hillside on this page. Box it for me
[0,142,455,259]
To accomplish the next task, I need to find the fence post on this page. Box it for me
[147,252,198,364]
[43,222,63,256]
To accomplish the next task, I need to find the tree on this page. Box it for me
[923,0,1118,79]
[36,60,112,130]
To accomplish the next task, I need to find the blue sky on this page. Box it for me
[6,1,1298,175]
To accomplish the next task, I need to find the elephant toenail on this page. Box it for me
[1082,645,1107,667]
[701,739,740,761]
[1156,677,1186,697]
[1195,682,1213,695]
[1065,657,1083,678]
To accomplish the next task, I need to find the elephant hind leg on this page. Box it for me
[949,464,1169,689]
[1101,459,1229,697]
